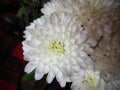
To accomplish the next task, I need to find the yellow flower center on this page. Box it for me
[81,73,96,87]
[49,40,65,54]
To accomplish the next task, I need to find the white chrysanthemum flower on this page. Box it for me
[75,0,119,20]
[76,0,120,40]
[41,0,119,16]
[91,16,120,90]
[71,69,105,90]
[22,13,95,87]
[41,0,79,15]
[41,0,120,41]
[104,76,120,90]
[80,0,116,38]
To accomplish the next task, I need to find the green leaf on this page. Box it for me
[16,6,26,18]
[32,0,39,5]
[22,70,35,81]
[32,11,38,20]
[3,15,13,24]
[23,0,32,5]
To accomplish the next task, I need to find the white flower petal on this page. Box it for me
[86,37,97,46]
[24,62,36,73]
[59,80,66,87]
[35,71,44,80]
[46,71,55,84]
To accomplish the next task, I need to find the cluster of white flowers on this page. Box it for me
[22,0,120,90]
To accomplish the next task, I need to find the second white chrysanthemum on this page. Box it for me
[22,13,95,87]
[71,69,105,90]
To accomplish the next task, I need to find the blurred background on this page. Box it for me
[0,0,71,90]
